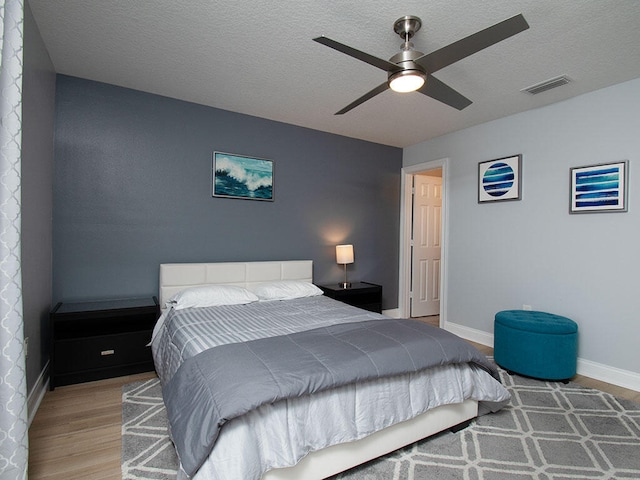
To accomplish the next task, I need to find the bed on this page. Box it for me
[151,260,510,480]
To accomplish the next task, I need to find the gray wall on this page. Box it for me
[404,78,640,378]
[22,3,55,394]
[53,76,402,308]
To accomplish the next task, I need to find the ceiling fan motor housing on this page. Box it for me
[389,48,426,69]
[389,17,428,90]
[388,48,427,91]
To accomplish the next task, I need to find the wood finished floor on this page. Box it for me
[28,372,158,480]
[28,317,640,479]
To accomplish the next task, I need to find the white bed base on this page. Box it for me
[159,260,478,480]
[264,399,477,480]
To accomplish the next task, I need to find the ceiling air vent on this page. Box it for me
[522,75,571,95]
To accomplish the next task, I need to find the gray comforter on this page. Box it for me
[163,318,500,477]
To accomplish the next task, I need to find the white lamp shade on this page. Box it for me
[388,70,426,93]
[336,244,354,264]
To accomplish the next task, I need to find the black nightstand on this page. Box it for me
[317,282,382,313]
[50,297,159,390]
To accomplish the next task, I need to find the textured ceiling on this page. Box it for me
[28,0,640,148]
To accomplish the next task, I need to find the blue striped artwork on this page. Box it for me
[482,162,515,197]
[478,155,521,202]
[570,161,628,213]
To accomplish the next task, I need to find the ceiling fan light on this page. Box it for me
[389,70,426,93]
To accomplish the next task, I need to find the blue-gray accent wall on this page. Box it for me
[23,2,56,394]
[53,76,402,308]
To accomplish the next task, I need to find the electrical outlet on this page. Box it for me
[522,304,532,311]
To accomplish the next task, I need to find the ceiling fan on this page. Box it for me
[313,13,529,114]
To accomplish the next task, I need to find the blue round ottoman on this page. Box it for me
[494,310,578,381]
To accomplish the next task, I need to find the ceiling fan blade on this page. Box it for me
[313,36,402,73]
[416,14,529,74]
[335,82,389,115]
[418,75,472,110]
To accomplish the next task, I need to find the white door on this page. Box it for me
[411,174,442,317]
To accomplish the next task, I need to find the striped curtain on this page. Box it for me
[0,0,27,479]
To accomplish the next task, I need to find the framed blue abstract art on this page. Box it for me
[570,160,628,213]
[213,152,274,201]
[478,155,522,203]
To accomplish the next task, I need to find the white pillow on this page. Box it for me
[168,285,259,310]
[251,280,323,301]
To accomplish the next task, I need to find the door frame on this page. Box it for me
[398,158,449,324]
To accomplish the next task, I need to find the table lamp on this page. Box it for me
[336,244,354,288]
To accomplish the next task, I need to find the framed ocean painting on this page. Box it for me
[213,152,274,201]
[570,160,628,213]
[478,155,522,203]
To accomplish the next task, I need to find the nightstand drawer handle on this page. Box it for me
[101,349,115,356]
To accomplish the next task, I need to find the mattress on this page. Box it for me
[151,295,510,479]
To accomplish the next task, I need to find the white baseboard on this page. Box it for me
[577,358,640,393]
[382,308,401,318]
[443,321,494,347]
[27,361,49,427]
[444,321,640,394]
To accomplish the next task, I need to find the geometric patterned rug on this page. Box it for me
[122,368,640,480]
[122,379,177,480]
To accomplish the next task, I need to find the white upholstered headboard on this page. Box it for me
[159,260,313,307]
